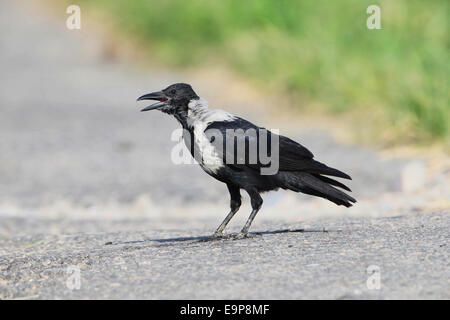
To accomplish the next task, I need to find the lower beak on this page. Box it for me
[137,91,169,111]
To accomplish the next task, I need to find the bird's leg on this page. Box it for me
[212,184,241,238]
[213,208,239,238]
[236,189,263,239]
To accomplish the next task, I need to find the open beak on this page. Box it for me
[137,91,169,112]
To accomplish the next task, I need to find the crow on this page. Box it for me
[137,83,356,239]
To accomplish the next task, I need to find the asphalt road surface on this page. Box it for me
[0,0,448,299]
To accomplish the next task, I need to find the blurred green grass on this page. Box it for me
[78,0,449,144]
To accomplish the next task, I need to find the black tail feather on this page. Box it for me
[279,172,356,207]
[307,160,352,180]
[312,174,352,192]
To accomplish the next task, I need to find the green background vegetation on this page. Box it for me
[76,0,449,144]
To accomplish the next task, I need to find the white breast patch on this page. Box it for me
[185,98,235,174]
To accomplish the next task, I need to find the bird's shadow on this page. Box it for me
[105,228,337,247]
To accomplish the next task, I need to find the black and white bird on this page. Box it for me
[137,83,356,238]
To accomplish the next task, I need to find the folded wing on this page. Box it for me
[205,117,351,180]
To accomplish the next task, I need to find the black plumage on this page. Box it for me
[138,83,356,238]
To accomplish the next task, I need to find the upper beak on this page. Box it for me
[137,91,169,111]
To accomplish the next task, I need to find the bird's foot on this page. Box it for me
[210,231,258,241]
[211,231,225,239]
[234,231,249,240]
[234,233,246,240]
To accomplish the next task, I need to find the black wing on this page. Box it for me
[205,117,351,179]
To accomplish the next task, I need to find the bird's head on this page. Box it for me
[137,83,199,115]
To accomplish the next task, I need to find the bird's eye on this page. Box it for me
[170,89,176,94]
